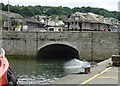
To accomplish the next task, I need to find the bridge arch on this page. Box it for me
[37,42,80,60]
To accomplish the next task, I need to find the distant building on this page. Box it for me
[25,17,44,28]
[48,20,64,26]
[68,12,105,31]
[33,15,51,25]
[25,17,45,31]
[118,1,120,12]
[0,10,25,31]
[68,12,119,31]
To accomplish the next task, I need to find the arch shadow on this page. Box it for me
[37,44,80,60]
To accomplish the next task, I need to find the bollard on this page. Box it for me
[84,67,90,74]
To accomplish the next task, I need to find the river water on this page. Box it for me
[8,57,70,85]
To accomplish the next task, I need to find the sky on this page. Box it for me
[0,0,120,11]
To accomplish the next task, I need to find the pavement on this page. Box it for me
[50,58,119,85]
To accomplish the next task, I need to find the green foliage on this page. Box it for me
[0,3,120,20]
[0,20,2,26]
[11,20,17,26]
[0,19,4,27]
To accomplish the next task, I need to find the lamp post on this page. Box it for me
[54,20,57,27]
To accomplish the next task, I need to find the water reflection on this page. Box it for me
[8,57,68,84]
[8,57,90,85]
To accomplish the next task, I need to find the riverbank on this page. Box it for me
[6,55,37,59]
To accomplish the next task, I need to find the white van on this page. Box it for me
[47,27,63,32]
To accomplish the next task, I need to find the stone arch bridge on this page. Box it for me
[1,31,119,61]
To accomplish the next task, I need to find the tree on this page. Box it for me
[1,3,120,20]
[46,7,59,16]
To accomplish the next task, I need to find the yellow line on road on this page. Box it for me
[98,76,118,80]
[81,67,112,85]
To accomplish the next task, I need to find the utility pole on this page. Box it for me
[118,26,120,54]
[0,4,2,48]
[8,0,10,31]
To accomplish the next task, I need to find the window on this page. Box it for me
[48,27,54,31]
[75,28,77,31]
[75,22,77,24]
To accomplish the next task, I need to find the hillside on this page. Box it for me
[0,3,120,20]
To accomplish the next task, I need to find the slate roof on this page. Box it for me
[0,10,24,20]
[25,17,40,23]
[70,12,104,23]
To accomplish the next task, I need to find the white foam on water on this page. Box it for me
[64,58,91,74]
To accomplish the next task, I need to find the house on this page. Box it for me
[1,11,46,31]
[48,20,64,26]
[68,12,117,31]
[104,18,119,31]
[33,15,51,25]
[0,10,25,31]
[25,17,45,31]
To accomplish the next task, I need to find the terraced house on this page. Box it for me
[0,10,25,31]
[0,10,47,31]
[68,12,119,31]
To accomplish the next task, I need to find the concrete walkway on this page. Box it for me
[50,58,119,85]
